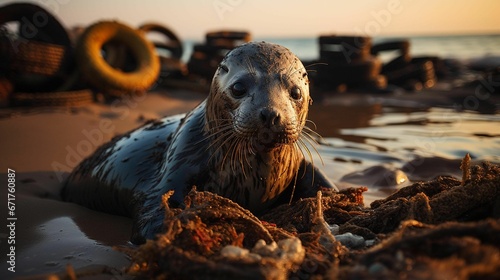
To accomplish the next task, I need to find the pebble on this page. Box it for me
[335,232,365,248]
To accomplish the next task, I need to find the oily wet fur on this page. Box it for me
[63,42,337,244]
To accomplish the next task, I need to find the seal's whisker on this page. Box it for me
[202,122,232,136]
[197,126,233,146]
[230,138,240,173]
[208,133,235,165]
[244,141,253,167]
[298,138,316,187]
[300,133,324,166]
[248,142,256,155]
[204,126,234,147]
[301,130,321,146]
[206,117,233,123]
[302,126,322,141]
[294,141,309,179]
[205,118,233,128]
[304,62,328,69]
[224,135,241,173]
[236,139,243,178]
[288,145,300,205]
[237,139,249,179]
[305,119,319,131]
[298,138,314,167]
[303,62,328,75]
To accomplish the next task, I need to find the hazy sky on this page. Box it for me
[3,0,500,40]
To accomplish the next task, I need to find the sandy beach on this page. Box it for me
[0,82,498,278]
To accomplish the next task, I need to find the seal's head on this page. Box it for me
[206,42,312,154]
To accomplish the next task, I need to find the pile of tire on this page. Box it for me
[0,2,93,106]
[187,31,251,82]
[314,35,386,91]
[0,2,176,106]
[138,23,186,83]
[371,40,440,91]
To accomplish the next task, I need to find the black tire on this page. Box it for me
[0,3,71,46]
[381,54,412,74]
[139,23,183,59]
[411,56,446,78]
[371,40,410,56]
[187,55,221,81]
[0,2,74,92]
[385,60,436,89]
[76,21,160,96]
[367,75,388,89]
[319,35,372,63]
[205,31,251,47]
[158,56,187,80]
[319,35,372,47]
[187,44,230,80]
[192,43,233,54]
[319,48,371,64]
[316,56,382,86]
[372,40,412,74]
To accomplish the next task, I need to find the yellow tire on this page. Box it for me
[76,21,160,96]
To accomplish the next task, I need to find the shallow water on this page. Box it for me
[308,94,500,204]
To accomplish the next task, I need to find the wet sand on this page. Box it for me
[0,90,203,278]
[0,85,498,278]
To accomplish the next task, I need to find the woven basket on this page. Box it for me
[0,38,66,76]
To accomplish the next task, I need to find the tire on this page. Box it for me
[187,44,229,80]
[0,3,74,92]
[205,31,251,47]
[139,23,183,59]
[411,56,446,78]
[372,40,412,74]
[381,54,412,74]
[319,35,372,63]
[158,56,187,80]
[76,21,160,96]
[187,55,221,81]
[366,75,388,89]
[319,48,371,64]
[385,60,436,89]
[316,56,382,86]
[319,35,372,47]
[371,40,410,56]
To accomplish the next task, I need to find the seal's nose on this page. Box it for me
[260,108,280,127]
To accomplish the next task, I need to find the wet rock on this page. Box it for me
[341,165,409,188]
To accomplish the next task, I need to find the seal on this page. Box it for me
[62,42,338,244]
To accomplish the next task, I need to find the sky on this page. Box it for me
[3,0,500,40]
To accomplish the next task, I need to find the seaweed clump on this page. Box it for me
[123,158,500,279]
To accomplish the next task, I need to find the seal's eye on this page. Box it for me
[220,64,229,72]
[290,87,302,100]
[231,82,247,98]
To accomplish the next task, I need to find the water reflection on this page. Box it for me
[308,100,500,204]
